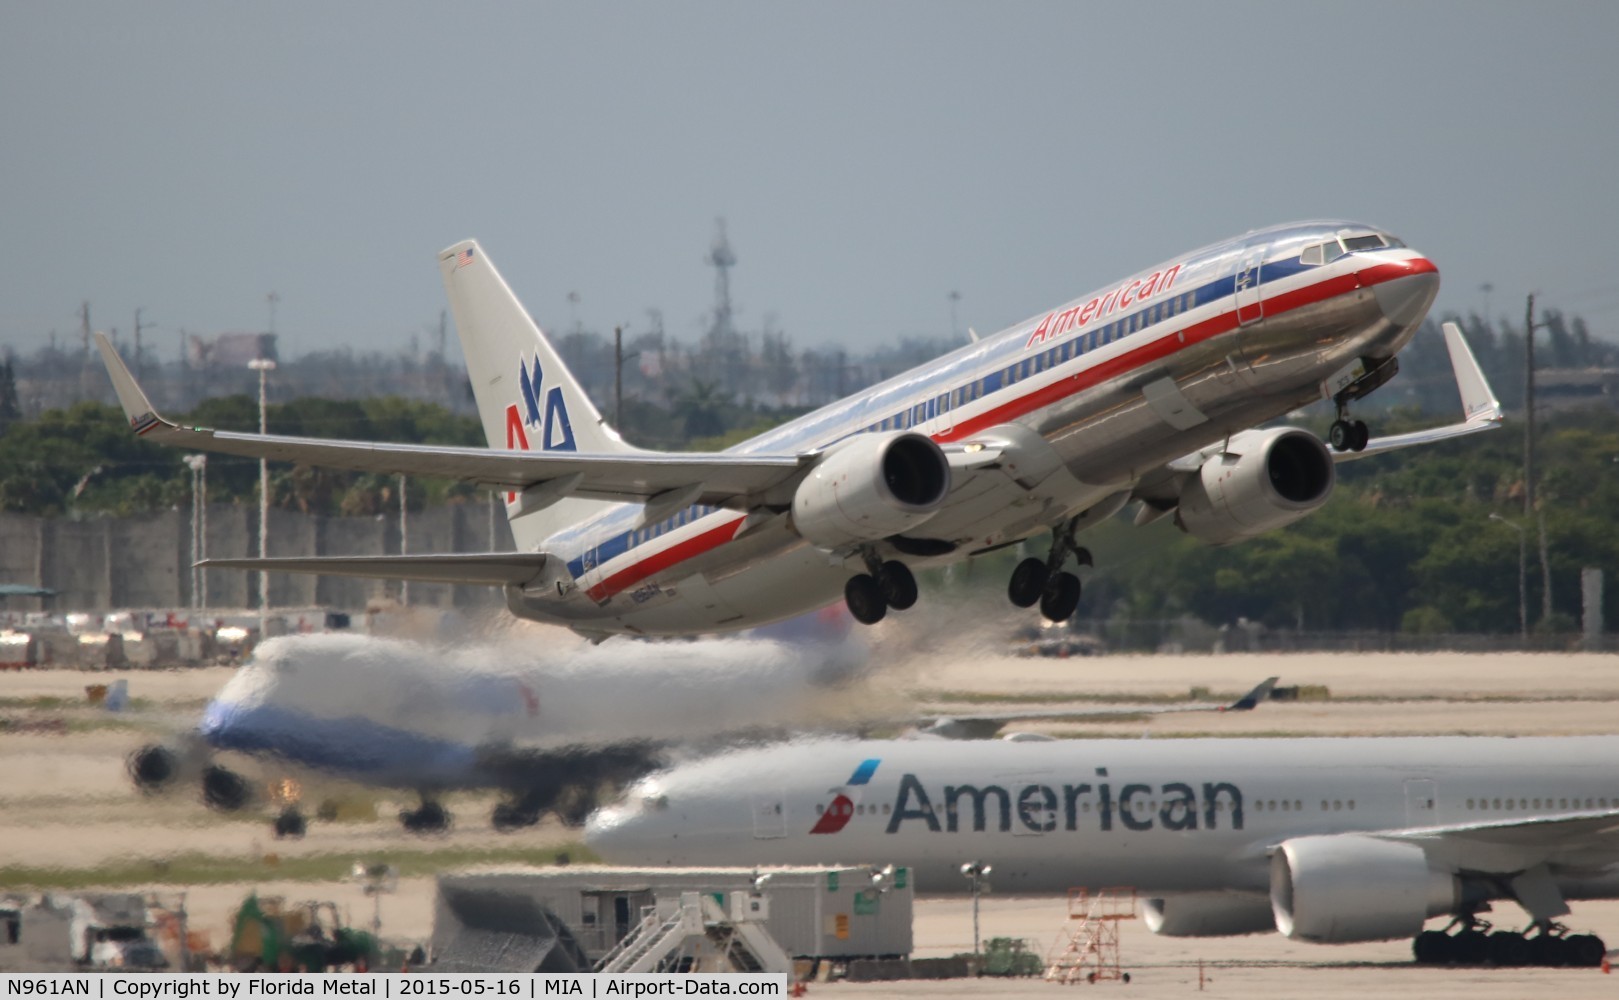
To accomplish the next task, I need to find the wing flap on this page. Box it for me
[199,552,550,586]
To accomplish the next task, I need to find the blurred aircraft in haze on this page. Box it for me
[127,614,869,837]
[98,224,1499,639]
[587,734,1619,968]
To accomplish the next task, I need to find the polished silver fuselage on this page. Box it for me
[518,221,1439,635]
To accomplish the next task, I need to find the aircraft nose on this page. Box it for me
[583,805,641,862]
[1371,256,1440,329]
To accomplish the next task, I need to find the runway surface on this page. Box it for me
[4,646,1618,996]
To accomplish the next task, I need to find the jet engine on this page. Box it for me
[1143,893,1277,937]
[128,737,215,796]
[1271,834,1457,943]
[1175,427,1335,545]
[792,432,950,549]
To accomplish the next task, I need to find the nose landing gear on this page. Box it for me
[1329,416,1370,453]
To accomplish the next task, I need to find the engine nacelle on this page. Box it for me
[128,743,183,792]
[792,432,950,549]
[1176,427,1335,545]
[1271,834,1457,943]
[1143,893,1276,937]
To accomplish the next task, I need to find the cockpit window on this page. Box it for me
[641,794,669,811]
[1343,234,1386,252]
[1300,237,1346,266]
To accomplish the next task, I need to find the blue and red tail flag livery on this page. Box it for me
[503,354,578,457]
[810,757,881,834]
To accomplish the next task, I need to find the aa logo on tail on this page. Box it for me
[504,354,577,454]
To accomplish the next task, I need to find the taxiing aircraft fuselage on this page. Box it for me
[129,627,866,833]
[585,736,1619,963]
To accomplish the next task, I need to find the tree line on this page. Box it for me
[2,309,1615,635]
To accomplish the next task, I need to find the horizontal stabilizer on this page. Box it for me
[199,552,549,586]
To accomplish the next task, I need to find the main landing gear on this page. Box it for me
[400,798,452,833]
[1008,519,1092,623]
[843,550,918,626]
[1413,917,1607,967]
[272,806,307,839]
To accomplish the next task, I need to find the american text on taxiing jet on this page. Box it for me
[98,222,1501,638]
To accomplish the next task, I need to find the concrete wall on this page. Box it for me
[2,502,515,615]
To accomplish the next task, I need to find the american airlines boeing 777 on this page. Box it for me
[97,222,1499,638]
[585,736,1619,967]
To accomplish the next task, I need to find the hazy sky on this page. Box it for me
[4,2,1617,362]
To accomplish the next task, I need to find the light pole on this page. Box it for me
[1490,513,1528,640]
[352,861,398,945]
[185,455,207,609]
[248,358,276,635]
[960,861,991,965]
[398,474,408,606]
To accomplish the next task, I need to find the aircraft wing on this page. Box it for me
[199,552,550,586]
[912,676,1278,740]
[95,332,807,507]
[1332,321,1504,462]
[1385,808,1619,866]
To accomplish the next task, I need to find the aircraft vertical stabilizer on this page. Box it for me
[439,240,637,548]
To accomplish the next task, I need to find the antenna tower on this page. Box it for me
[708,218,736,340]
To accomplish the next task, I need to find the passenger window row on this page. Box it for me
[1466,796,1611,811]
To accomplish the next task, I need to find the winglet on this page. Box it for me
[1441,321,1503,425]
[1222,676,1279,712]
[94,331,170,436]
[1332,323,1504,462]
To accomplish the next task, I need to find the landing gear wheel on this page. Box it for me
[1008,558,1049,609]
[877,561,918,611]
[272,807,307,839]
[844,574,888,625]
[1451,928,1489,965]
[1329,419,1352,452]
[491,802,541,832]
[1040,572,1082,623]
[1486,930,1528,966]
[1412,929,1451,964]
[401,800,451,833]
[201,765,250,812]
[1350,420,1370,452]
[1566,933,1606,967]
[1527,933,1569,967]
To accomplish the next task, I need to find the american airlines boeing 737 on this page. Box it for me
[97,222,1500,638]
[584,736,1619,967]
